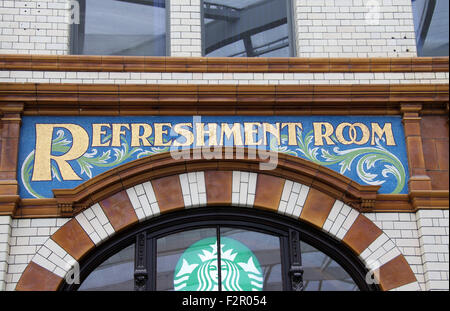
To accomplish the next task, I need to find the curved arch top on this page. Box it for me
[52,148,380,216]
[16,149,419,291]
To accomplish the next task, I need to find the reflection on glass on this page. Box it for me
[78,243,135,291]
[156,228,217,291]
[156,227,282,291]
[300,241,359,291]
[221,228,283,291]
[412,0,449,56]
[74,0,166,55]
[203,0,292,57]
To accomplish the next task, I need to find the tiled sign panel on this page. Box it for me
[18,116,409,198]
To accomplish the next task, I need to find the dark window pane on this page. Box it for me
[412,0,449,56]
[220,227,283,291]
[78,243,135,291]
[157,227,282,291]
[300,241,359,291]
[203,0,292,57]
[74,0,166,56]
[156,228,217,291]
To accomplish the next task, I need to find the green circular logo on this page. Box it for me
[174,237,263,291]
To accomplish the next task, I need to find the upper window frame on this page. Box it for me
[200,0,297,57]
[70,0,171,56]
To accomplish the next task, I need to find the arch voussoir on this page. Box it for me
[16,151,419,291]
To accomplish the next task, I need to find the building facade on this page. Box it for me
[0,0,448,292]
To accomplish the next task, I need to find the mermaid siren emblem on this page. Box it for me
[174,237,264,291]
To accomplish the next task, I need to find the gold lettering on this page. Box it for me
[281,123,303,145]
[219,123,243,146]
[313,122,335,146]
[371,123,396,146]
[111,124,130,147]
[336,122,370,145]
[32,124,89,181]
[244,122,262,146]
[173,123,194,147]
[131,123,152,147]
[196,123,218,146]
[154,123,172,146]
[92,124,110,147]
[263,123,280,146]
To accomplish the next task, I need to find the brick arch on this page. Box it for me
[16,149,419,291]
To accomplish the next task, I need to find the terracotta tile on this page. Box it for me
[390,58,412,72]
[375,255,417,291]
[288,58,309,72]
[246,58,269,72]
[152,175,184,213]
[300,188,336,228]
[205,171,232,205]
[99,191,138,232]
[329,58,351,72]
[342,214,383,255]
[254,174,285,211]
[422,138,439,170]
[429,171,449,190]
[370,58,391,72]
[432,57,449,72]
[421,116,449,139]
[0,138,19,172]
[309,58,330,72]
[15,261,63,291]
[350,58,371,72]
[411,57,432,72]
[406,136,426,170]
[435,140,449,170]
[403,120,421,137]
[51,218,95,261]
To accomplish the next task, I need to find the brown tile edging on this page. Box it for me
[375,254,418,291]
[151,175,185,213]
[300,188,336,228]
[99,191,139,232]
[254,174,285,211]
[0,83,448,116]
[51,218,95,261]
[342,214,384,255]
[15,261,63,291]
[47,149,379,215]
[0,55,448,73]
[205,171,232,206]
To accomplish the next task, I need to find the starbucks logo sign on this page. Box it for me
[174,237,263,291]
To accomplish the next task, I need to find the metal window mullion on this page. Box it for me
[134,231,148,291]
[288,229,304,291]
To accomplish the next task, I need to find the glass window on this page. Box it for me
[202,0,294,57]
[72,0,167,56]
[78,243,135,291]
[301,241,359,291]
[69,209,372,292]
[156,228,217,291]
[412,0,449,56]
[220,228,283,291]
[156,227,282,291]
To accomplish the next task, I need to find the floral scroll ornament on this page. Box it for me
[21,130,169,198]
[270,129,406,194]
